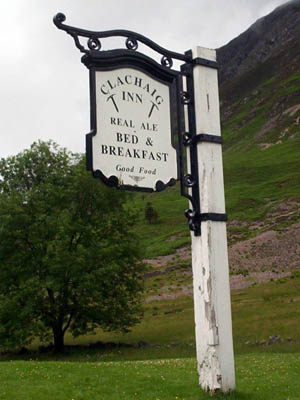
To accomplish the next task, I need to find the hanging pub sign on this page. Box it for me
[54,13,184,192]
[52,12,222,233]
[88,66,178,191]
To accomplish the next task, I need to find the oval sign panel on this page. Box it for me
[87,65,179,192]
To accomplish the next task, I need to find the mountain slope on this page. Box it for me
[133,0,300,262]
[217,0,300,230]
[218,0,300,89]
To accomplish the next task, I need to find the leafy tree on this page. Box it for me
[145,202,158,224]
[0,141,144,352]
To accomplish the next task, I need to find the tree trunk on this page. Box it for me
[53,326,65,353]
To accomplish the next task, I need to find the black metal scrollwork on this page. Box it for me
[184,209,195,220]
[185,209,200,233]
[55,13,66,24]
[53,13,192,63]
[126,37,138,50]
[184,174,196,187]
[183,132,193,146]
[161,56,173,68]
[88,38,101,51]
[180,91,190,105]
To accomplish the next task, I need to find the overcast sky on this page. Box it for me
[0,0,289,158]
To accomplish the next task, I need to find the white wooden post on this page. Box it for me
[184,47,235,393]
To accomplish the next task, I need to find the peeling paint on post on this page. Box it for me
[184,47,235,393]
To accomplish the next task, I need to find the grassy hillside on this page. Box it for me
[79,273,300,356]
[2,272,298,358]
[130,57,300,258]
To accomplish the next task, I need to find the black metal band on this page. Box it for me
[192,57,219,70]
[184,210,227,236]
[183,132,223,146]
[199,213,227,222]
[195,134,223,144]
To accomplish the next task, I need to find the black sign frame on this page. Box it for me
[84,50,181,193]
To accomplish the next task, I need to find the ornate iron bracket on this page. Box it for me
[53,13,191,68]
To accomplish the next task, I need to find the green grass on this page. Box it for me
[1,276,300,399]
[130,187,190,257]
[223,139,300,221]
[0,354,299,399]
[231,277,300,354]
[281,72,300,85]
